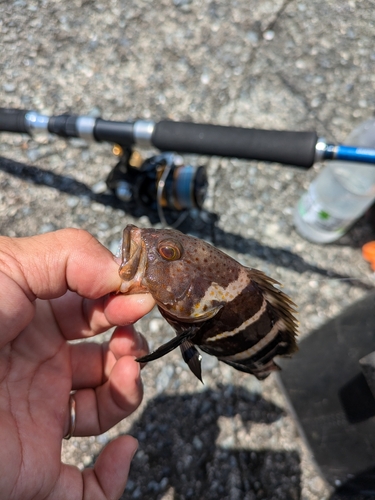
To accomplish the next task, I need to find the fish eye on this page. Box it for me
[157,240,182,261]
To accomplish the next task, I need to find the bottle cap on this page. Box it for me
[362,241,375,270]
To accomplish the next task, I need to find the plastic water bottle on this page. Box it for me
[294,118,375,243]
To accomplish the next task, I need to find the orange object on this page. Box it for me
[362,241,375,270]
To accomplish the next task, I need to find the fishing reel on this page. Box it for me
[106,147,208,225]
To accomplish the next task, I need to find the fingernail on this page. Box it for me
[134,330,148,353]
[130,438,139,460]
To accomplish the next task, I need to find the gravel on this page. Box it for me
[1,1,375,499]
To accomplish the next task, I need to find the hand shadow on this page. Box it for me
[120,384,301,500]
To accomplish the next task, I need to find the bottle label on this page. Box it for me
[297,191,352,234]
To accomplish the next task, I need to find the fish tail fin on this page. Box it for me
[180,341,203,383]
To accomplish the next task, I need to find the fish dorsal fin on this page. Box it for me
[248,268,298,350]
[136,325,201,364]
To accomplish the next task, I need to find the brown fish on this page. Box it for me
[119,224,298,381]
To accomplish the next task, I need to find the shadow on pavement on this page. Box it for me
[0,155,371,291]
[279,291,375,498]
[119,385,301,500]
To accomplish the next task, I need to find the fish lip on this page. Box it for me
[119,225,148,294]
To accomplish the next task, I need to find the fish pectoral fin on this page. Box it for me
[136,326,200,364]
[190,304,223,321]
[180,341,203,383]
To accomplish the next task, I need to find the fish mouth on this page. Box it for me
[119,225,148,294]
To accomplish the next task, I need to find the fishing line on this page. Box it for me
[289,275,375,285]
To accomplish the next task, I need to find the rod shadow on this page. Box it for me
[113,385,301,500]
[0,155,372,290]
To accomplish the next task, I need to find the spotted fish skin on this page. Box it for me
[119,224,298,381]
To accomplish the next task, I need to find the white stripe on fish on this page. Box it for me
[219,319,285,362]
[188,267,250,319]
[206,298,268,342]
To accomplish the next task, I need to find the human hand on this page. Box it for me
[0,229,155,500]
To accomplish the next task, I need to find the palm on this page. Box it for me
[0,299,69,499]
[0,291,152,500]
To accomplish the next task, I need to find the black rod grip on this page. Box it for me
[152,121,318,168]
[0,108,30,133]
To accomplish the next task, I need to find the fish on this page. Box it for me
[119,224,298,381]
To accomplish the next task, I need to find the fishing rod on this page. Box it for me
[1,108,375,223]
[5,107,375,166]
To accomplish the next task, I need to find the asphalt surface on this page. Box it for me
[1,1,375,499]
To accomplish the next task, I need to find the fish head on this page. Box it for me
[119,225,243,322]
